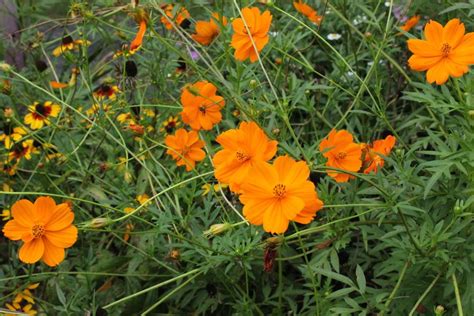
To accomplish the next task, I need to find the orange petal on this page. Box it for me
[19,239,44,264]
[263,201,289,234]
[424,20,443,44]
[45,203,74,231]
[45,225,78,248]
[41,238,65,267]
[11,199,36,227]
[34,196,56,223]
[442,18,465,48]
[50,81,68,89]
[3,219,30,241]
[426,59,450,84]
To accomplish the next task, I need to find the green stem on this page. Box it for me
[452,273,464,316]
[381,260,410,315]
[408,272,442,316]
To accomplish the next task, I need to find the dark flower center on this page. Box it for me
[35,103,51,116]
[199,105,207,114]
[1,124,13,136]
[272,184,287,199]
[62,36,73,45]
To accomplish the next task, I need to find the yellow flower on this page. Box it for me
[1,209,11,221]
[136,194,151,206]
[8,139,37,162]
[0,124,26,149]
[160,116,180,134]
[201,183,229,196]
[24,101,61,130]
[117,112,135,125]
[52,35,91,57]
[124,207,135,214]
[85,103,112,117]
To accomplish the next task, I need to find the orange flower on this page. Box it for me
[231,7,272,63]
[239,156,324,234]
[50,81,68,89]
[130,19,147,53]
[212,121,278,193]
[407,19,474,85]
[160,4,190,30]
[2,196,78,267]
[180,81,225,130]
[319,129,362,183]
[400,15,420,32]
[192,13,228,46]
[24,101,61,130]
[165,128,206,171]
[363,135,396,174]
[293,1,323,25]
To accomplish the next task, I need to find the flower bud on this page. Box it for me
[249,79,258,88]
[88,217,111,228]
[435,305,445,315]
[204,222,232,238]
[0,62,12,73]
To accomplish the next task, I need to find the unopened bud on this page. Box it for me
[434,305,445,315]
[249,79,258,88]
[204,222,232,238]
[0,62,12,73]
[88,217,111,228]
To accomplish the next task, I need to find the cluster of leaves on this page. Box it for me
[0,0,473,315]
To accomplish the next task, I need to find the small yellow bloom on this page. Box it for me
[1,209,11,221]
[53,36,91,57]
[136,193,151,206]
[0,125,27,149]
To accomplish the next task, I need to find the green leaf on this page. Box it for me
[355,265,366,294]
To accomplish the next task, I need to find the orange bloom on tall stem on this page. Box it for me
[130,19,147,53]
[212,121,278,193]
[400,15,420,32]
[293,1,323,25]
[3,196,78,267]
[319,129,362,183]
[192,13,228,46]
[363,135,396,174]
[407,19,474,85]
[239,156,324,234]
[180,81,225,131]
[160,4,190,30]
[231,7,272,63]
[165,128,206,171]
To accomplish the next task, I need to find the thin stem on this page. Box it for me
[452,273,464,316]
[408,272,442,316]
[381,260,410,315]
[397,210,426,257]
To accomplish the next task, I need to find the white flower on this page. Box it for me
[352,15,367,25]
[384,1,391,7]
[327,33,342,41]
[269,31,279,37]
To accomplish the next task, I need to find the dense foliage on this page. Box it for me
[1,0,473,315]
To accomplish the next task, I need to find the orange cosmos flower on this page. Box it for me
[180,81,225,131]
[160,4,190,30]
[212,121,278,193]
[130,19,147,53]
[400,15,420,33]
[24,101,61,130]
[239,156,324,234]
[407,19,474,85]
[192,13,228,46]
[363,135,396,174]
[231,7,272,63]
[319,129,362,183]
[293,1,323,25]
[2,196,78,267]
[165,128,206,171]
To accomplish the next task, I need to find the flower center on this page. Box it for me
[272,184,287,199]
[235,150,250,162]
[32,224,45,238]
[336,152,347,160]
[199,105,207,114]
[441,43,451,56]
[34,103,51,117]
